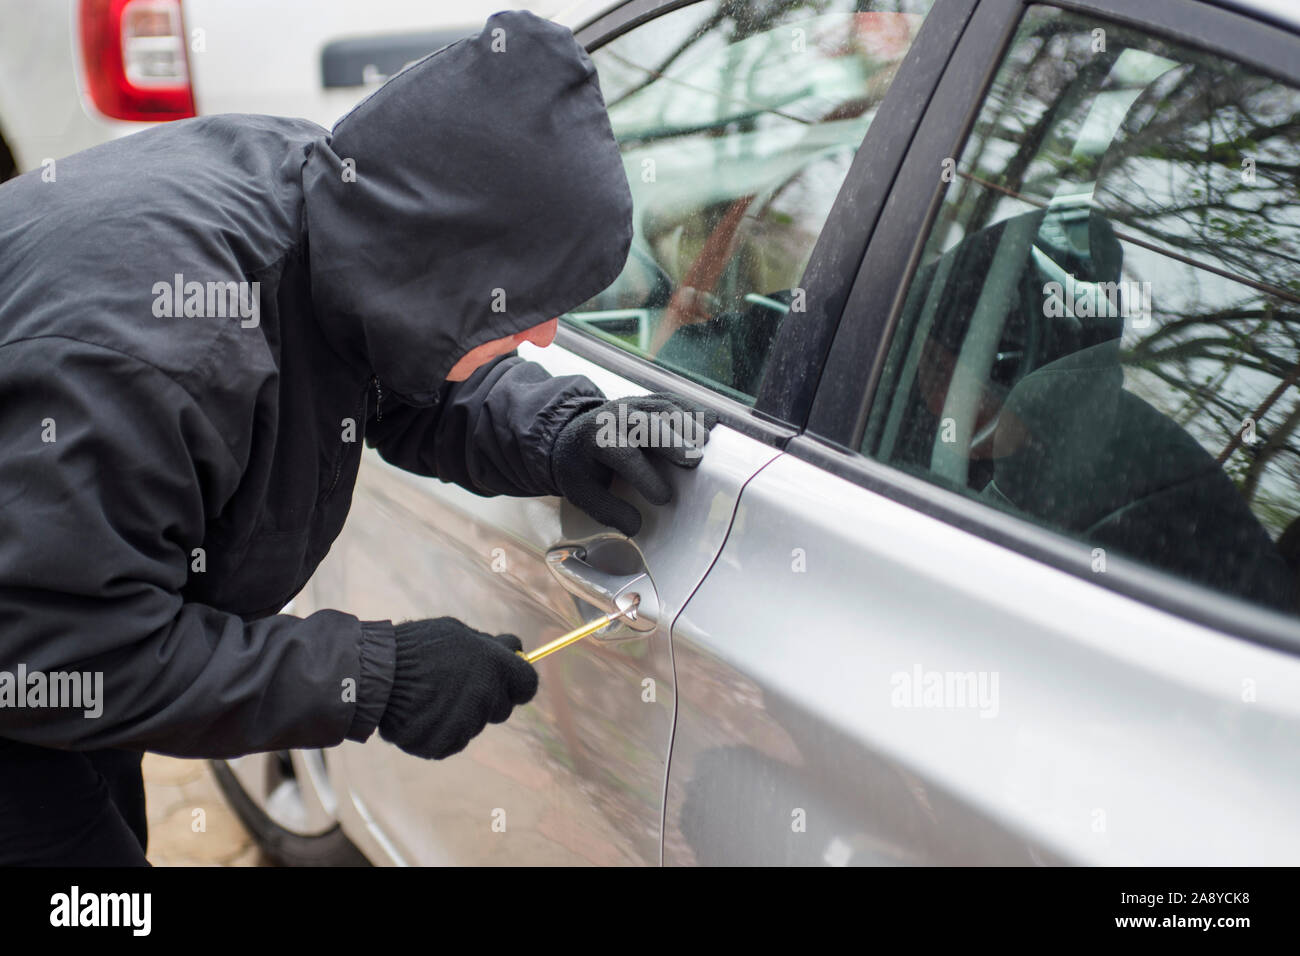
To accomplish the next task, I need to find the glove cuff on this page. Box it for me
[346,619,397,743]
[546,392,609,493]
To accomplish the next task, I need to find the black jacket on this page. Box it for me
[0,11,632,757]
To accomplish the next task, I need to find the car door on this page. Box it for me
[291,0,953,865]
[666,0,1300,865]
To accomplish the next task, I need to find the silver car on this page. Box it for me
[214,0,1300,866]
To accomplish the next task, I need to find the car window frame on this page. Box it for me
[560,0,978,446]
[797,0,1300,653]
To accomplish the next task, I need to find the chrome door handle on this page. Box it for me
[545,545,658,633]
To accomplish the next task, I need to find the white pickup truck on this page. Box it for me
[0,0,581,179]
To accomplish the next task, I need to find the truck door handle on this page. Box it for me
[545,545,658,633]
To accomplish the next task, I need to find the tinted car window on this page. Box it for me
[863,6,1300,617]
[567,0,937,403]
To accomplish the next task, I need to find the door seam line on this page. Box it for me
[657,448,785,865]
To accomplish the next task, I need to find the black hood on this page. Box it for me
[302,9,633,405]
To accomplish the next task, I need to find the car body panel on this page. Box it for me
[0,0,141,173]
[294,341,780,864]
[0,0,554,175]
[1207,0,1299,32]
[666,447,1300,865]
[180,0,555,128]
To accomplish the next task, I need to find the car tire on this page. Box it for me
[210,754,370,867]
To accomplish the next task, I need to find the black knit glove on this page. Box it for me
[551,393,718,536]
[377,617,539,760]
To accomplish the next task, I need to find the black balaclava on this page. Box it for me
[303,9,634,405]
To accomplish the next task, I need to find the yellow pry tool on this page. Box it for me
[517,596,639,664]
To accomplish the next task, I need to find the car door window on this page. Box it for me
[567,0,937,403]
[862,5,1300,617]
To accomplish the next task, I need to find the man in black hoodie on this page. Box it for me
[0,10,710,865]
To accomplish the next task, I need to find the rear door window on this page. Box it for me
[862,5,1300,617]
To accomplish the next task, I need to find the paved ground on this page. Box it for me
[143,753,272,866]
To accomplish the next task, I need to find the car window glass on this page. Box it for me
[863,5,1300,618]
[567,0,937,404]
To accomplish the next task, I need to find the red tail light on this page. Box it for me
[79,0,196,121]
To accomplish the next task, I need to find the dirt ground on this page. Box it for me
[142,753,272,867]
